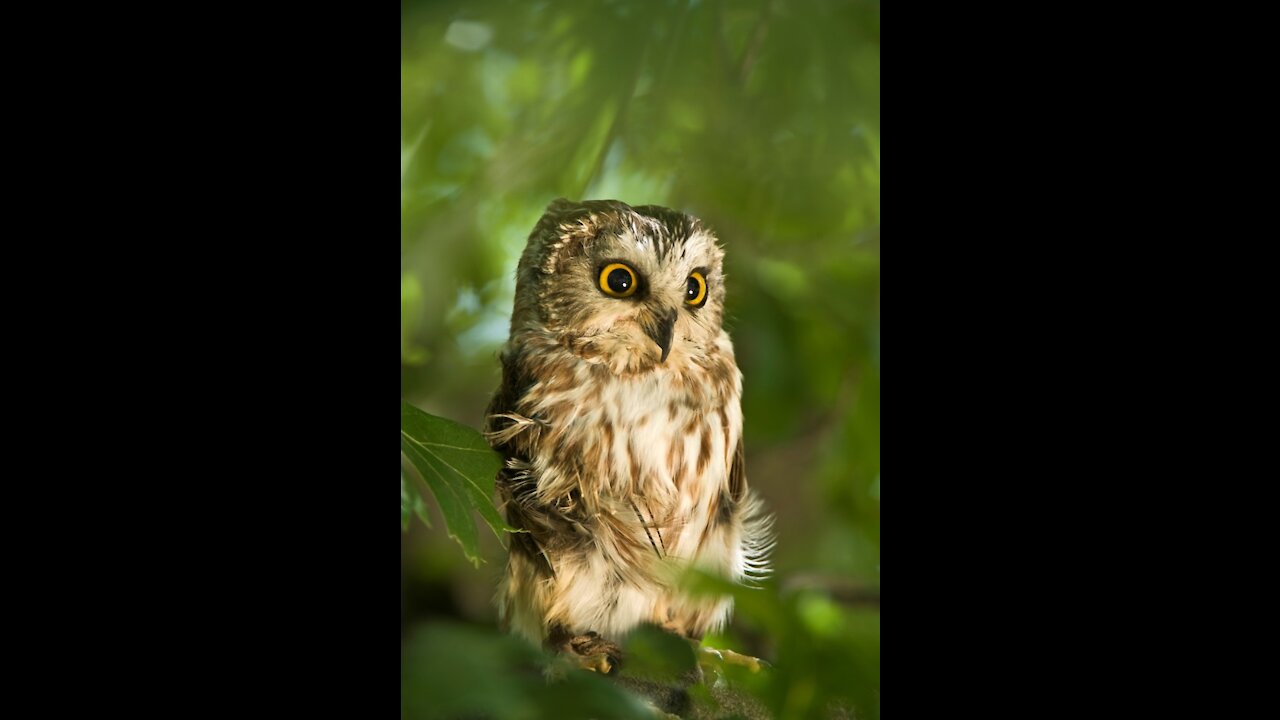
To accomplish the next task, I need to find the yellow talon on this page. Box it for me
[697,644,770,674]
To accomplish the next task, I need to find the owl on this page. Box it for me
[485,198,773,673]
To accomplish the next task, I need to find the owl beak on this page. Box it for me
[643,308,677,363]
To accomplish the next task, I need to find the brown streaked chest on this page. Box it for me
[535,361,737,525]
[511,329,741,506]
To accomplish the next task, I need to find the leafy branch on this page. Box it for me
[400,399,517,566]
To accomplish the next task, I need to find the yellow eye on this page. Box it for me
[598,263,639,298]
[685,271,707,307]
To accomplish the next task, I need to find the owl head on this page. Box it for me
[510,198,727,373]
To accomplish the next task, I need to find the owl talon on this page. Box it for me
[578,651,618,675]
[697,644,769,674]
[562,631,623,675]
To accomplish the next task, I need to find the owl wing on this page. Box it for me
[495,467,557,578]
[726,435,775,583]
[485,352,557,578]
[729,436,746,507]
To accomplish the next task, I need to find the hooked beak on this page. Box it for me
[642,308,677,363]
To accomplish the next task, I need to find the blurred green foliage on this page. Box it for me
[403,622,657,720]
[402,0,879,717]
[690,572,880,719]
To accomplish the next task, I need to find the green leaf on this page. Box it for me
[402,621,655,720]
[401,474,411,530]
[401,471,429,531]
[400,399,517,566]
[620,624,697,681]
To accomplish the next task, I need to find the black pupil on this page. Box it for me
[686,276,700,300]
[607,268,632,294]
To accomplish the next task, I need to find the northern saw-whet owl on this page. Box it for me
[485,198,773,672]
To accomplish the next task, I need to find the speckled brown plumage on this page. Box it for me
[485,198,773,664]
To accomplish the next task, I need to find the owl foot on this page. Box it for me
[563,631,623,676]
[697,645,771,674]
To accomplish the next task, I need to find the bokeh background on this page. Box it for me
[402,0,878,717]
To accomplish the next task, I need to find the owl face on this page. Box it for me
[513,199,727,373]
